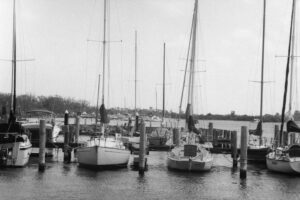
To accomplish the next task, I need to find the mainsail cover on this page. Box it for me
[99,104,109,124]
[188,115,200,135]
[185,104,191,124]
[287,120,300,133]
[249,121,262,136]
[185,104,201,134]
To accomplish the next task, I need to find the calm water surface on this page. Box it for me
[1,120,299,200]
[0,151,300,200]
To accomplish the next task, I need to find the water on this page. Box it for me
[1,120,299,200]
[0,151,300,200]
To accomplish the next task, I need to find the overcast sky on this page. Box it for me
[0,0,299,115]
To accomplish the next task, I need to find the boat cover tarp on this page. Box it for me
[100,104,110,124]
[287,120,300,133]
[249,121,262,136]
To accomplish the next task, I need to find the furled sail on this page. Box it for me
[99,104,109,124]
[188,115,200,135]
[287,120,300,133]
[185,103,191,124]
[249,121,262,136]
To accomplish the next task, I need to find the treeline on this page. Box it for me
[0,93,290,122]
[0,93,92,116]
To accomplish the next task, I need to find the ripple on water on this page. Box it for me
[0,151,300,200]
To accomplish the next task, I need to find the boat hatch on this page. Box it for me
[184,144,197,157]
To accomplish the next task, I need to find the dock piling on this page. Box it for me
[173,128,180,146]
[231,131,238,168]
[38,119,46,171]
[240,126,248,179]
[64,110,71,163]
[274,125,279,147]
[75,115,80,143]
[139,120,146,175]
[209,123,216,146]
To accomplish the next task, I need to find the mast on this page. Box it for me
[162,43,166,121]
[155,86,157,112]
[95,74,101,129]
[101,0,107,106]
[280,0,296,145]
[187,0,198,116]
[134,30,137,115]
[11,0,17,116]
[178,2,195,119]
[259,0,266,124]
[288,0,297,115]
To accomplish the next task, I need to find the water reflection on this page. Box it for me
[0,151,300,200]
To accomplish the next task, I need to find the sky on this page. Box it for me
[0,0,299,115]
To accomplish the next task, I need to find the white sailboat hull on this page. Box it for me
[77,145,130,167]
[266,157,300,174]
[167,156,212,171]
[167,144,213,172]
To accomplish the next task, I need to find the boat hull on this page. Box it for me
[266,157,300,174]
[77,146,130,167]
[167,156,213,172]
[0,142,32,167]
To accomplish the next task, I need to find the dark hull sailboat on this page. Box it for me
[248,121,270,162]
[247,0,271,163]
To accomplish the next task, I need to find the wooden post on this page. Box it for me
[209,122,216,146]
[274,125,279,147]
[64,110,71,163]
[173,128,180,146]
[139,120,146,175]
[135,115,139,133]
[240,126,248,179]
[231,131,238,168]
[38,119,46,171]
[75,115,80,143]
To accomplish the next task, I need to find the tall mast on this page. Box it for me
[280,0,296,144]
[178,3,195,118]
[107,0,110,108]
[162,43,166,121]
[259,0,266,124]
[134,30,137,115]
[155,86,157,112]
[101,0,107,106]
[95,74,101,129]
[187,0,198,116]
[288,0,297,114]
[11,0,17,115]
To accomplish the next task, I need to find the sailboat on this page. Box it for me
[266,0,300,174]
[167,0,213,172]
[0,0,32,167]
[148,43,173,150]
[127,31,150,167]
[128,30,140,151]
[76,0,130,168]
[247,0,270,162]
